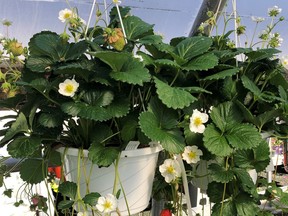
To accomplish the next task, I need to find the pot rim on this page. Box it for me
[56,142,163,158]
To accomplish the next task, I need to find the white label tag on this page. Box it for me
[125,141,140,150]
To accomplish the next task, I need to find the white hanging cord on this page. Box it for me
[85,0,97,37]
[113,0,128,44]
[176,154,193,216]
[104,0,109,24]
[232,0,238,48]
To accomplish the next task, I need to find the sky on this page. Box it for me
[0,0,287,55]
[0,0,202,45]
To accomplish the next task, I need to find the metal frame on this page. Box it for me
[189,0,228,36]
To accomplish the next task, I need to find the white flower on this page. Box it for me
[189,109,209,133]
[77,212,89,216]
[159,159,181,183]
[280,55,288,70]
[268,6,282,17]
[96,194,118,213]
[0,33,4,40]
[58,8,74,22]
[268,33,283,48]
[134,54,143,62]
[58,78,79,97]
[251,16,265,23]
[276,117,286,125]
[182,146,203,164]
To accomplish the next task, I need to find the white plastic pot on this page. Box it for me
[57,142,162,215]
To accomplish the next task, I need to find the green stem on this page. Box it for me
[220,157,229,216]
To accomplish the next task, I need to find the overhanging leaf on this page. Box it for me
[241,75,261,98]
[93,51,150,86]
[20,159,47,184]
[7,136,42,158]
[252,139,270,172]
[174,36,212,62]
[184,53,218,71]
[0,113,29,147]
[83,192,101,206]
[209,163,234,183]
[154,77,197,109]
[233,168,258,198]
[203,124,233,157]
[123,16,154,40]
[139,111,185,153]
[38,112,64,128]
[88,144,120,167]
[210,101,243,132]
[226,124,262,149]
[58,181,77,200]
[202,68,239,81]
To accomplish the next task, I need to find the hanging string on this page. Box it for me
[84,0,97,37]
[113,0,128,44]
[104,0,109,24]
[232,0,238,48]
[176,154,193,216]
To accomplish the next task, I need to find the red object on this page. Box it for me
[48,166,62,179]
[160,209,172,216]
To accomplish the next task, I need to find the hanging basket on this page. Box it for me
[57,142,162,215]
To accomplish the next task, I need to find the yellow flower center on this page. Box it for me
[167,165,175,174]
[103,201,112,209]
[65,84,74,93]
[188,151,196,159]
[193,117,202,126]
[64,13,71,20]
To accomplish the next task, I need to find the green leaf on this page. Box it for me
[137,35,163,45]
[174,36,212,63]
[209,163,234,183]
[7,136,41,158]
[202,68,239,81]
[233,168,258,197]
[57,200,75,210]
[56,64,91,82]
[203,124,233,157]
[93,51,150,86]
[256,110,282,129]
[123,16,154,40]
[210,102,242,132]
[20,159,47,184]
[88,144,120,167]
[0,113,29,147]
[26,57,55,72]
[62,96,129,121]
[154,59,180,69]
[241,75,261,98]
[212,200,237,216]
[207,182,227,203]
[38,113,63,128]
[235,100,256,125]
[154,77,197,109]
[184,53,218,71]
[28,31,62,58]
[120,119,138,142]
[235,193,259,216]
[65,40,88,61]
[58,181,77,200]
[278,85,287,101]
[226,124,262,149]
[252,139,270,172]
[139,112,185,153]
[83,192,101,206]
[234,149,254,169]
[245,48,281,61]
